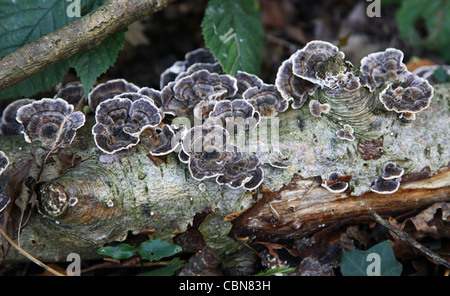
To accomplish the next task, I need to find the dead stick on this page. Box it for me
[0,0,176,91]
[369,211,450,269]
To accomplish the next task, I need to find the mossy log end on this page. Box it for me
[0,83,449,263]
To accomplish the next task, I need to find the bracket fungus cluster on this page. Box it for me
[275,40,435,142]
[0,42,439,203]
[370,162,404,194]
[16,98,85,150]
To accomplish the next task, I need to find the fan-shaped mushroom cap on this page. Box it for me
[379,73,433,114]
[53,83,84,105]
[275,57,319,109]
[370,176,400,194]
[0,151,8,176]
[92,97,161,154]
[162,70,237,117]
[291,41,346,85]
[216,154,263,190]
[204,99,260,130]
[181,125,230,157]
[243,84,288,117]
[309,100,330,117]
[16,98,85,148]
[336,124,355,142]
[0,98,35,135]
[235,70,264,98]
[140,125,182,156]
[321,172,350,193]
[360,48,408,92]
[382,162,404,180]
[160,48,219,89]
[88,79,140,111]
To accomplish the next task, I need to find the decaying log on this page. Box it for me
[0,83,449,263]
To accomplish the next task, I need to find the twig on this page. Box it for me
[0,228,65,276]
[0,0,176,91]
[369,211,450,269]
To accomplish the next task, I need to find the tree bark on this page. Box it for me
[0,83,449,263]
[0,0,176,92]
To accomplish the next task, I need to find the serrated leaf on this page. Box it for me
[69,29,126,98]
[202,0,264,76]
[138,258,185,276]
[341,240,402,276]
[135,239,182,262]
[97,244,136,260]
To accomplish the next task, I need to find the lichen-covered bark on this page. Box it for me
[0,83,449,263]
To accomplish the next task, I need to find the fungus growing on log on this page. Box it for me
[92,97,161,154]
[382,162,404,180]
[308,99,330,117]
[336,124,355,142]
[321,172,350,193]
[204,99,260,130]
[0,98,35,135]
[243,84,288,117]
[53,83,84,105]
[88,79,140,112]
[16,98,85,149]
[370,176,401,194]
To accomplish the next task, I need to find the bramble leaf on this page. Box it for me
[201,0,264,76]
[340,240,402,276]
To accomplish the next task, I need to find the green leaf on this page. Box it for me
[340,240,402,276]
[97,244,136,260]
[69,29,126,99]
[138,258,186,276]
[0,0,124,100]
[201,0,264,76]
[254,267,295,276]
[394,0,450,63]
[135,239,182,262]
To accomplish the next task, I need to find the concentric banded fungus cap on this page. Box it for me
[243,84,288,117]
[0,98,35,135]
[160,48,218,89]
[16,98,85,148]
[360,48,408,92]
[204,99,260,130]
[216,154,263,190]
[181,125,229,157]
[321,172,350,193]
[165,70,238,116]
[336,124,355,142]
[382,162,404,180]
[235,71,264,98]
[379,73,433,114]
[291,41,346,86]
[175,62,224,83]
[370,176,400,194]
[140,125,181,156]
[309,100,330,117]
[0,151,8,176]
[53,83,84,105]
[93,97,161,154]
[88,79,140,112]
[138,88,164,109]
[275,57,319,109]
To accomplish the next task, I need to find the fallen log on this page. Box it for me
[0,69,448,263]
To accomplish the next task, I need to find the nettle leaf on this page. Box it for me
[69,29,126,99]
[97,244,136,260]
[340,240,403,276]
[135,239,182,262]
[0,0,124,99]
[202,0,264,76]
